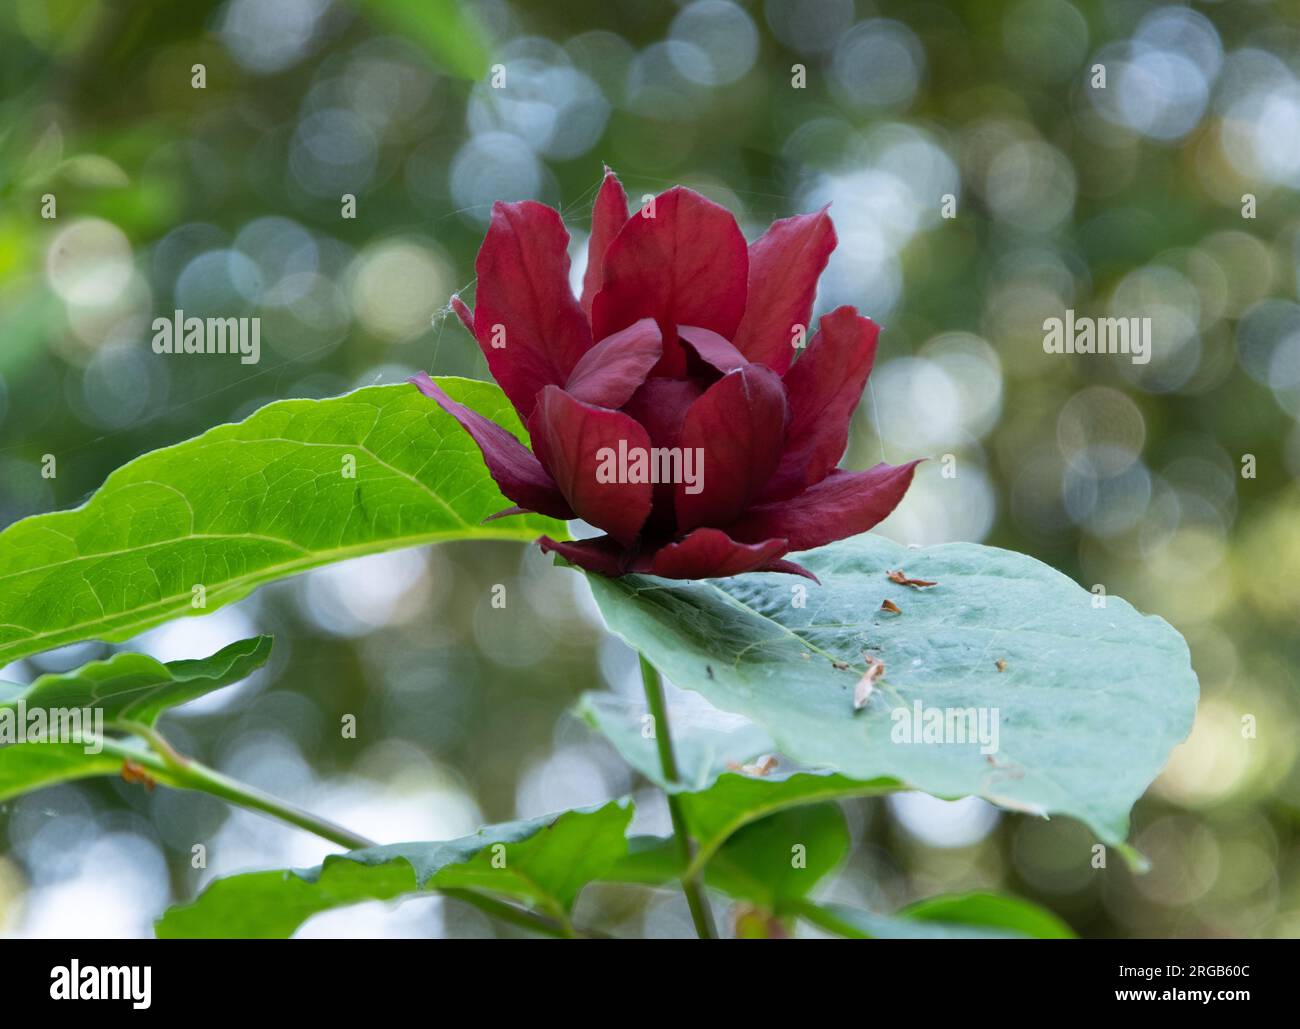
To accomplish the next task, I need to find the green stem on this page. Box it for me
[639,654,717,940]
[171,756,377,851]
[118,720,376,851]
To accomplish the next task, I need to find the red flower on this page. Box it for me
[412,169,918,580]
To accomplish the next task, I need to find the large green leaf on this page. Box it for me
[156,802,632,938]
[796,891,1076,939]
[0,636,272,728]
[0,379,563,666]
[587,534,1198,845]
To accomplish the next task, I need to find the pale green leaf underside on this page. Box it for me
[0,379,564,666]
[587,534,1199,845]
[156,802,632,938]
[577,690,776,793]
[1,636,272,728]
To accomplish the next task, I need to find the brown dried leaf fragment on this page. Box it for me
[737,755,778,777]
[880,598,902,614]
[121,760,156,791]
[887,569,937,588]
[996,659,1007,672]
[854,655,886,711]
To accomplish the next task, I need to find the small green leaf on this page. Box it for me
[796,891,1076,939]
[678,772,894,875]
[705,803,848,908]
[1,636,272,729]
[797,902,1024,939]
[899,890,1076,939]
[156,802,632,938]
[603,772,895,886]
[0,736,175,803]
[587,534,1199,845]
[0,380,564,666]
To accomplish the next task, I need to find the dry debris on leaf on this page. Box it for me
[996,658,1008,672]
[887,569,937,588]
[728,755,779,777]
[880,598,902,614]
[854,655,886,710]
[121,760,156,791]
[985,754,1025,781]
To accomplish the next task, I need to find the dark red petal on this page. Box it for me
[762,306,880,500]
[676,365,786,532]
[647,528,789,579]
[622,377,703,450]
[728,462,921,552]
[678,325,747,375]
[528,385,653,546]
[450,295,474,334]
[473,200,593,418]
[732,207,836,375]
[759,558,820,582]
[538,535,627,576]
[580,167,629,317]
[410,373,575,520]
[590,186,748,378]
[564,318,662,409]
[622,376,705,534]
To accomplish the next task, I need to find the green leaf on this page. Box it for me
[605,772,895,886]
[899,890,1076,938]
[0,736,176,803]
[796,891,1076,939]
[156,802,632,939]
[576,690,776,793]
[587,534,1198,845]
[797,902,1024,939]
[0,380,564,666]
[705,803,848,908]
[581,688,895,901]
[678,772,894,876]
[1,636,272,729]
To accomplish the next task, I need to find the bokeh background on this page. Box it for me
[1,0,1298,938]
